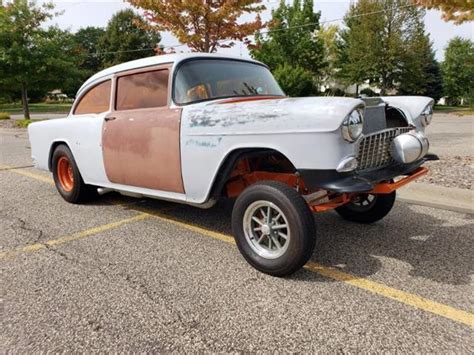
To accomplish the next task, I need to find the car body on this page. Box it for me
[28,53,437,276]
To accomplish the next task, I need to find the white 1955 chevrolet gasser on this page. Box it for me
[29,53,438,276]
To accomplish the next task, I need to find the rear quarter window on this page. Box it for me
[73,80,111,115]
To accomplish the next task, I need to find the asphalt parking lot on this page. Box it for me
[1,127,473,352]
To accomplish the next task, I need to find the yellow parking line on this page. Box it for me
[0,164,54,185]
[0,213,150,259]
[134,207,236,245]
[3,164,474,326]
[135,207,474,327]
[304,262,474,327]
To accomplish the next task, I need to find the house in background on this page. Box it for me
[46,89,69,103]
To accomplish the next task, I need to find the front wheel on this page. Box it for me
[335,191,396,224]
[232,181,316,277]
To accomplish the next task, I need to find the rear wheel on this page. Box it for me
[52,144,98,203]
[335,191,396,224]
[232,181,316,277]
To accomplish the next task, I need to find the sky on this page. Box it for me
[38,0,474,61]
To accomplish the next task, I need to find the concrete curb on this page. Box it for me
[397,182,473,214]
[398,197,473,214]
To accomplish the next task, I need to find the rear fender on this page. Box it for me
[48,140,71,171]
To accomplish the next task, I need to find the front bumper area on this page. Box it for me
[299,153,439,193]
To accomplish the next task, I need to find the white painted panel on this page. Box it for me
[28,113,108,184]
[179,97,363,204]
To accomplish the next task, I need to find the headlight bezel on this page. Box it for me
[420,102,434,127]
[341,105,364,142]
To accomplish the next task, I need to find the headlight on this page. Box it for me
[391,132,429,163]
[341,106,364,142]
[420,103,433,127]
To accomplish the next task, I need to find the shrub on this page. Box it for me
[15,119,33,128]
[0,112,10,120]
[324,88,346,97]
[273,63,315,97]
[360,88,377,97]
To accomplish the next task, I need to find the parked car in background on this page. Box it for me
[28,53,438,276]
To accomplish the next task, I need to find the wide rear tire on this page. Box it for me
[232,181,316,277]
[52,144,98,203]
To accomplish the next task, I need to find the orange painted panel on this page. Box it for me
[102,65,184,193]
[102,107,184,193]
[370,167,428,194]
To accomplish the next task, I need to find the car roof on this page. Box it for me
[78,52,263,94]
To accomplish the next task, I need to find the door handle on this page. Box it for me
[104,116,116,121]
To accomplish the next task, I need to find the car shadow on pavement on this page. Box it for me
[92,194,473,286]
[305,204,473,286]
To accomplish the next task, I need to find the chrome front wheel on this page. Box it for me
[232,181,316,277]
[243,200,290,259]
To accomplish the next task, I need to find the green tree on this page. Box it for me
[442,37,474,106]
[336,0,382,94]
[250,0,326,96]
[318,24,339,90]
[0,0,80,119]
[337,0,425,95]
[397,14,443,101]
[60,26,107,97]
[73,27,106,75]
[99,9,160,68]
[423,54,443,102]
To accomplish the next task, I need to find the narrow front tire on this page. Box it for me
[232,181,316,277]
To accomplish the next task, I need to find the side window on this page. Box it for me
[74,80,111,115]
[116,69,169,111]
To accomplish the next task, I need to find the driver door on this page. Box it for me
[102,65,184,193]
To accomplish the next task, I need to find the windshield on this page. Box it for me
[173,59,285,105]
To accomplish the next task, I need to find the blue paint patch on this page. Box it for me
[186,137,222,148]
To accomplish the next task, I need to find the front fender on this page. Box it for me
[180,132,355,204]
[180,97,365,204]
[381,96,434,130]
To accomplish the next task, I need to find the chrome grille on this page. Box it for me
[357,127,412,170]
